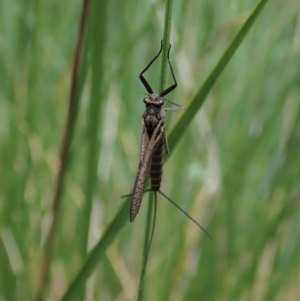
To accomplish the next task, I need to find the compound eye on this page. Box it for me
[143,97,148,103]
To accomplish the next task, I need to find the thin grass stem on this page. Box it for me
[137,193,154,301]
[34,1,91,300]
[137,0,174,299]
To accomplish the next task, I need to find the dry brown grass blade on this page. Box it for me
[34,1,91,300]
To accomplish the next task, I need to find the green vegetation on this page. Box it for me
[0,0,299,300]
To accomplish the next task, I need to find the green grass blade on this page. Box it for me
[159,0,174,93]
[168,0,270,151]
[137,0,174,299]
[34,1,91,300]
[137,194,154,301]
[76,1,109,299]
[60,201,129,301]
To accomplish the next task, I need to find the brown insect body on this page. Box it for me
[150,129,164,191]
[127,41,211,239]
[129,41,180,222]
[130,94,167,221]
[143,94,167,192]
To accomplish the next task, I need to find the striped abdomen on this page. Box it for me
[150,134,164,191]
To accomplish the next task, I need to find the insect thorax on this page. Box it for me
[143,94,164,131]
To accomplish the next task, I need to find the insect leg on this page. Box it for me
[160,44,178,97]
[139,41,164,94]
[158,190,212,239]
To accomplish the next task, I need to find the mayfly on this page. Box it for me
[127,41,211,238]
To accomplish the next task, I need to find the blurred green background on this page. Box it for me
[1,0,300,300]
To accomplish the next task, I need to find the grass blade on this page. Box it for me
[34,1,91,300]
[137,194,154,301]
[137,0,174,299]
[168,0,270,151]
[159,0,174,94]
[60,201,128,301]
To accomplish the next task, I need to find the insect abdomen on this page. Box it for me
[150,136,164,191]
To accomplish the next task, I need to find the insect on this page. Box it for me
[128,41,211,238]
